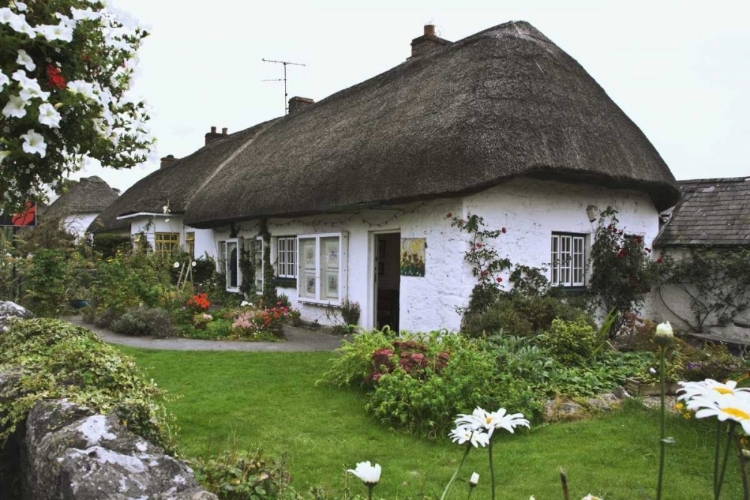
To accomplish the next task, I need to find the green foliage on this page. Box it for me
[92,233,131,259]
[462,293,591,338]
[89,251,173,323]
[180,318,234,340]
[18,248,70,317]
[548,350,654,397]
[262,236,277,305]
[190,446,299,500]
[321,329,398,388]
[341,298,361,326]
[541,318,603,366]
[239,245,257,298]
[588,207,658,318]
[657,248,750,330]
[110,306,177,338]
[0,318,176,452]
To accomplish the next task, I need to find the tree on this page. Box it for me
[0,0,154,210]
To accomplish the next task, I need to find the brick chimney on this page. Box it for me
[288,96,315,114]
[410,24,452,59]
[160,154,178,169]
[205,126,228,145]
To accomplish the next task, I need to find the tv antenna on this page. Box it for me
[261,58,306,114]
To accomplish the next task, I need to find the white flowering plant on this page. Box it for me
[0,0,154,210]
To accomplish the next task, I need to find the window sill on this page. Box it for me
[297,298,341,308]
[274,277,297,289]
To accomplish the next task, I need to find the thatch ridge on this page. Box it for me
[44,176,119,222]
[183,21,679,228]
[655,177,750,247]
[88,119,279,234]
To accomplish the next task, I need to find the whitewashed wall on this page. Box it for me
[213,178,661,333]
[129,215,216,259]
[62,213,97,240]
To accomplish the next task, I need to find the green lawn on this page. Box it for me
[120,347,742,499]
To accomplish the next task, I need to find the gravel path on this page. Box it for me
[65,316,345,352]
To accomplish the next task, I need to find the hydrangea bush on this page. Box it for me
[0,0,153,209]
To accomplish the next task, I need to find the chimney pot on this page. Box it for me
[222,127,228,135]
[160,154,178,169]
[410,24,451,59]
[210,126,216,134]
[424,24,435,36]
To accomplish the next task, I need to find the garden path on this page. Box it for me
[64,316,344,352]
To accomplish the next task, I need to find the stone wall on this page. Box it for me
[2,395,216,500]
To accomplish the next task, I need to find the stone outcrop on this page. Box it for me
[20,399,216,500]
[0,301,33,332]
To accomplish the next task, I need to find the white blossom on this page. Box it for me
[2,94,28,118]
[38,102,62,128]
[16,49,35,71]
[67,80,96,100]
[0,71,9,92]
[71,7,101,21]
[38,22,74,43]
[11,2,28,12]
[20,129,47,157]
[347,461,381,485]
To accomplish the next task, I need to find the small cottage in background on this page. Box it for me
[43,176,120,240]
[652,177,750,339]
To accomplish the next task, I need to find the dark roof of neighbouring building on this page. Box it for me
[655,177,750,247]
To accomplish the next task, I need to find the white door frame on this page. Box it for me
[368,229,400,330]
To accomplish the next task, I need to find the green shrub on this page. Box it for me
[462,294,591,338]
[19,248,70,317]
[321,329,397,388]
[110,306,177,338]
[92,233,131,259]
[541,317,602,366]
[0,318,177,452]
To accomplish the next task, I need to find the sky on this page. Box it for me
[73,0,750,193]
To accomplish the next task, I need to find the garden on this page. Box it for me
[1,210,750,499]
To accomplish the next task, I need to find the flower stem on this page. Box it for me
[440,444,473,500]
[367,484,373,500]
[489,438,496,500]
[560,468,570,500]
[714,419,722,498]
[733,434,750,500]
[656,345,667,500]
[716,422,736,500]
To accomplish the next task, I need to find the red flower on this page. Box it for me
[496,277,503,283]
[501,227,507,233]
[46,65,66,90]
[617,250,628,259]
[446,212,453,218]
[476,242,483,248]
[656,257,664,264]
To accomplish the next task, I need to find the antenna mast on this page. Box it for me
[261,58,306,114]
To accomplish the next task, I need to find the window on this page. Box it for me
[276,237,296,278]
[551,233,585,287]
[185,232,195,257]
[155,232,180,256]
[218,241,227,273]
[297,232,348,304]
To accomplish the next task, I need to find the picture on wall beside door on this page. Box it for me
[400,238,426,277]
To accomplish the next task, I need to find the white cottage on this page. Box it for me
[91,21,679,331]
[44,176,120,241]
[176,21,679,331]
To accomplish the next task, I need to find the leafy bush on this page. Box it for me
[321,329,399,388]
[541,318,603,366]
[0,318,177,452]
[92,233,131,259]
[190,447,298,500]
[19,248,70,317]
[462,293,591,338]
[110,306,177,338]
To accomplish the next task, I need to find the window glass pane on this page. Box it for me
[573,237,584,285]
[551,235,559,285]
[227,241,238,289]
[300,238,317,299]
[254,240,263,291]
[560,236,572,286]
[320,237,339,300]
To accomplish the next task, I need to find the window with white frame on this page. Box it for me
[551,233,585,287]
[297,232,348,304]
[276,237,296,278]
[224,239,241,291]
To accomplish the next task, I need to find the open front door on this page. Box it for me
[373,232,400,331]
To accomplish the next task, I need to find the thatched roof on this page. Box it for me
[655,177,750,247]
[88,120,278,233]
[44,176,119,222]
[183,21,679,228]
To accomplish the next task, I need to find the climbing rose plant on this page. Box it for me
[0,0,154,210]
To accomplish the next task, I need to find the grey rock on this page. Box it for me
[586,395,620,412]
[24,399,217,500]
[0,300,33,332]
[612,386,631,399]
[0,368,25,405]
[544,399,585,421]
